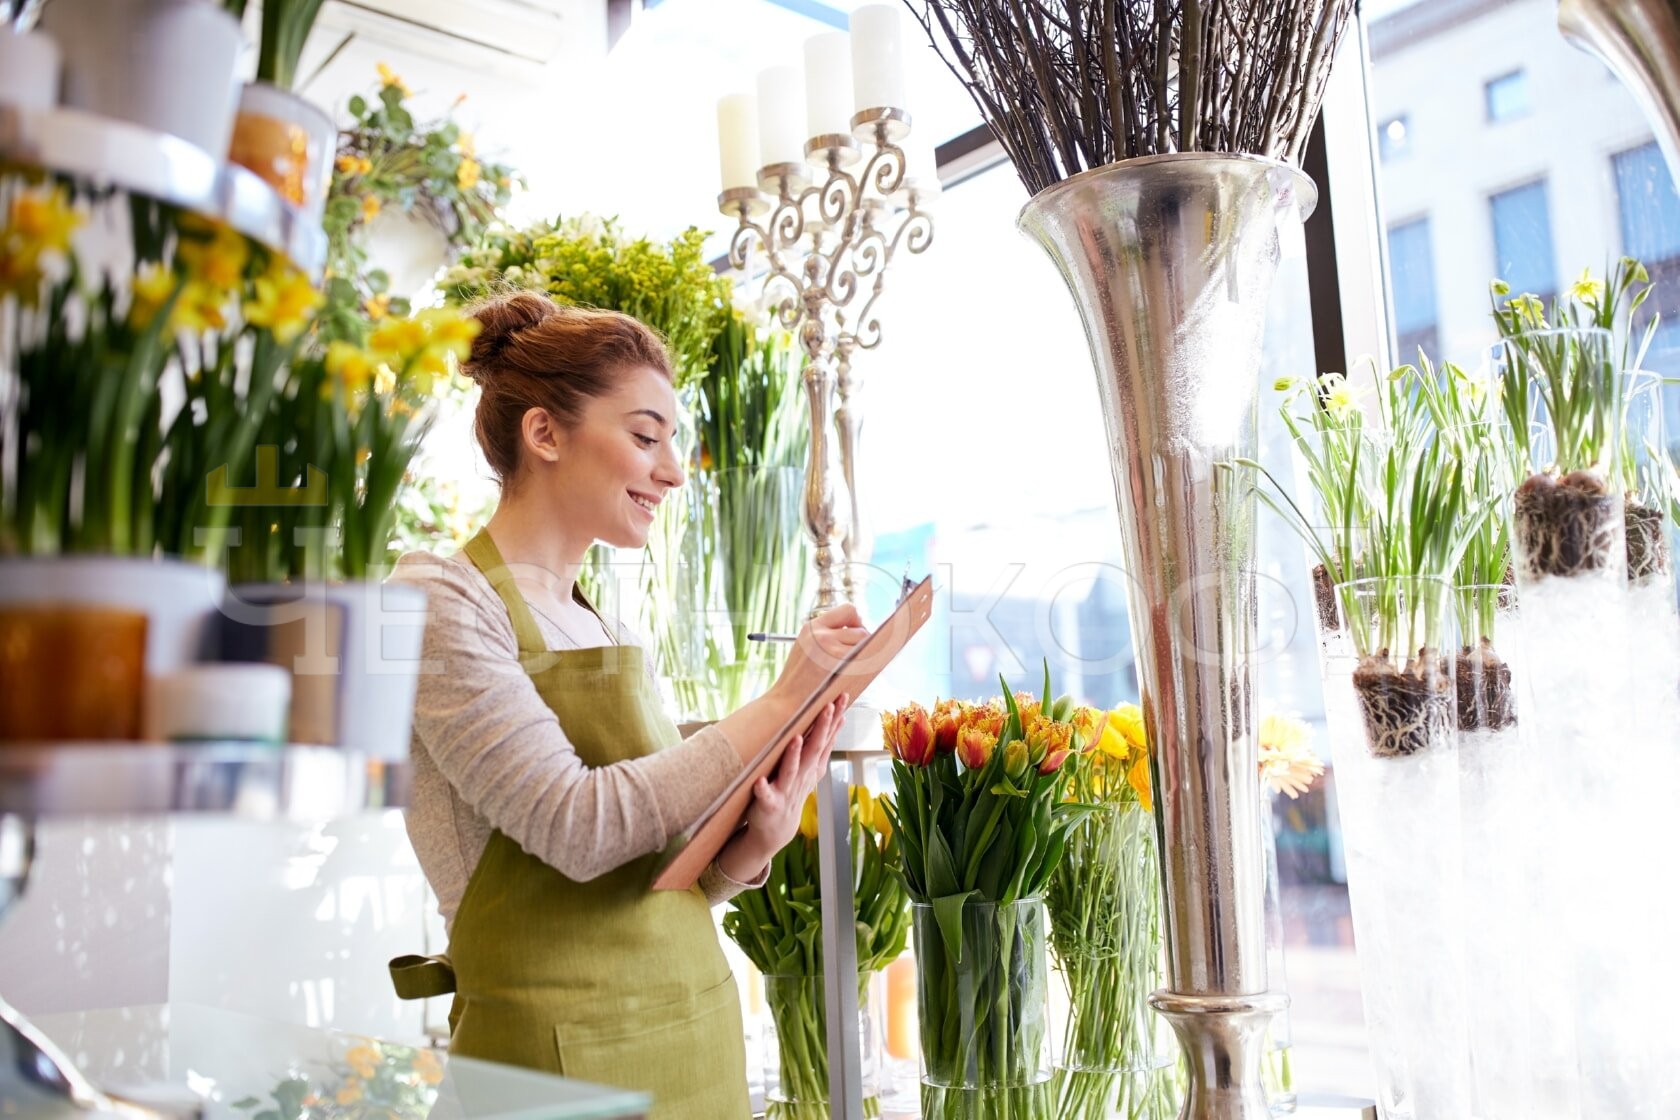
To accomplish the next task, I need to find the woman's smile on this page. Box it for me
[628,490,660,519]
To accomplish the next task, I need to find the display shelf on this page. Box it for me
[0,105,328,278]
[0,744,407,820]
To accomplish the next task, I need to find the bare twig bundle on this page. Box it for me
[906,0,1357,194]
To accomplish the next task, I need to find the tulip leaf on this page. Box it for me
[927,826,960,898]
[931,890,976,964]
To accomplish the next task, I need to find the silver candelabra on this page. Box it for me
[719,109,935,614]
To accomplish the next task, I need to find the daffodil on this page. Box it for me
[369,316,428,364]
[127,262,180,329]
[419,306,482,360]
[327,340,378,395]
[364,292,391,320]
[457,157,482,191]
[7,183,83,256]
[1567,267,1604,307]
[0,247,44,305]
[1322,374,1368,419]
[243,260,322,343]
[172,280,231,334]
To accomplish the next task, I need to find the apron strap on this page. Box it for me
[389,953,457,999]
[462,528,548,658]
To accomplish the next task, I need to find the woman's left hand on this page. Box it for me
[717,694,850,883]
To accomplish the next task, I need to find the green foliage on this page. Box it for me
[251,0,327,90]
[440,214,732,389]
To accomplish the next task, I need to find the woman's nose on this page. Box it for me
[658,442,686,490]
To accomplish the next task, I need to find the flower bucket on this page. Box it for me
[227,82,336,223]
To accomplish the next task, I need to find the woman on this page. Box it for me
[388,291,865,1118]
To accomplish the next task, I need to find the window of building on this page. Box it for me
[1387,217,1439,360]
[1615,141,1680,264]
[1485,69,1530,121]
[1489,179,1557,303]
[1378,115,1411,161]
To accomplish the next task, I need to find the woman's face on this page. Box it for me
[543,364,685,550]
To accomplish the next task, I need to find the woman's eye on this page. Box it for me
[634,433,658,448]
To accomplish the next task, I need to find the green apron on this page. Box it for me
[390,529,750,1119]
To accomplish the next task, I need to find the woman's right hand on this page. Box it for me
[713,604,870,766]
[768,603,871,708]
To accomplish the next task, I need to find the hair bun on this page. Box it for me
[461,290,556,384]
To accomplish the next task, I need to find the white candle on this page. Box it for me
[804,32,853,140]
[717,93,760,192]
[898,128,940,191]
[851,4,907,115]
[756,66,807,168]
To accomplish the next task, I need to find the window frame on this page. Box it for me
[1484,68,1531,123]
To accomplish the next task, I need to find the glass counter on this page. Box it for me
[26,1003,649,1120]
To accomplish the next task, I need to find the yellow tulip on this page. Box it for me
[1127,752,1153,813]
[799,792,819,841]
[1110,703,1148,754]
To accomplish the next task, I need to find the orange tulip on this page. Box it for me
[1071,706,1108,751]
[956,724,997,771]
[1038,746,1071,775]
[1003,738,1029,780]
[882,703,935,766]
[931,698,962,755]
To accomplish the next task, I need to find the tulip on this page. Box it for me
[1003,738,1029,780]
[1110,703,1148,754]
[956,724,996,771]
[1038,746,1071,775]
[799,792,820,841]
[931,698,963,754]
[1071,706,1108,752]
[883,703,935,766]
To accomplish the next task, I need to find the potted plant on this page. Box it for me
[223,0,336,221]
[0,181,319,738]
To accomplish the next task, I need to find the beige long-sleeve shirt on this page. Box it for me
[391,549,765,933]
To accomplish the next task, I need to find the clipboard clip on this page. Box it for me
[899,564,914,605]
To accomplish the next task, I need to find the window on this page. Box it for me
[1615,141,1680,264]
[1489,180,1557,303]
[1485,69,1530,121]
[1378,115,1410,161]
[1387,217,1439,360]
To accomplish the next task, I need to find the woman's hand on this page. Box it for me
[768,604,871,707]
[716,694,850,883]
[713,604,869,767]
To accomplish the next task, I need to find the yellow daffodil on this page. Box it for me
[243,260,322,343]
[360,194,383,223]
[799,792,819,841]
[127,261,180,329]
[174,217,249,294]
[8,183,83,257]
[376,62,410,96]
[1567,268,1604,307]
[1258,713,1323,799]
[327,340,378,395]
[374,363,398,397]
[345,1044,380,1080]
[419,306,482,360]
[172,280,231,334]
[369,316,428,363]
[364,292,391,320]
[335,1079,364,1106]
[1506,293,1547,329]
[410,347,450,396]
[457,157,482,191]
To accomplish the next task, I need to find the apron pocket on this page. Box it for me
[552,974,748,1116]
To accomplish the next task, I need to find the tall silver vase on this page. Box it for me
[1018,154,1315,1120]
[1559,0,1680,182]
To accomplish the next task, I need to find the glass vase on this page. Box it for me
[1047,803,1179,1120]
[913,897,1051,1120]
[1260,804,1296,1116]
[1326,574,1472,1120]
[761,973,883,1120]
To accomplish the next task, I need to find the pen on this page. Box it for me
[746,632,798,643]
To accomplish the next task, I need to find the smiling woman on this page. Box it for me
[383,289,871,1119]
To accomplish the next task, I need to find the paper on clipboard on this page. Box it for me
[651,576,935,891]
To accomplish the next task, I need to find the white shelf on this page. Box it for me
[0,105,328,278]
[0,743,406,820]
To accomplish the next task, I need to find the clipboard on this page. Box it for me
[651,575,935,891]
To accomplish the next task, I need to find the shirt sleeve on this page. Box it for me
[391,552,745,883]
[699,857,771,907]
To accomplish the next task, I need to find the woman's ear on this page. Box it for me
[521,407,565,466]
